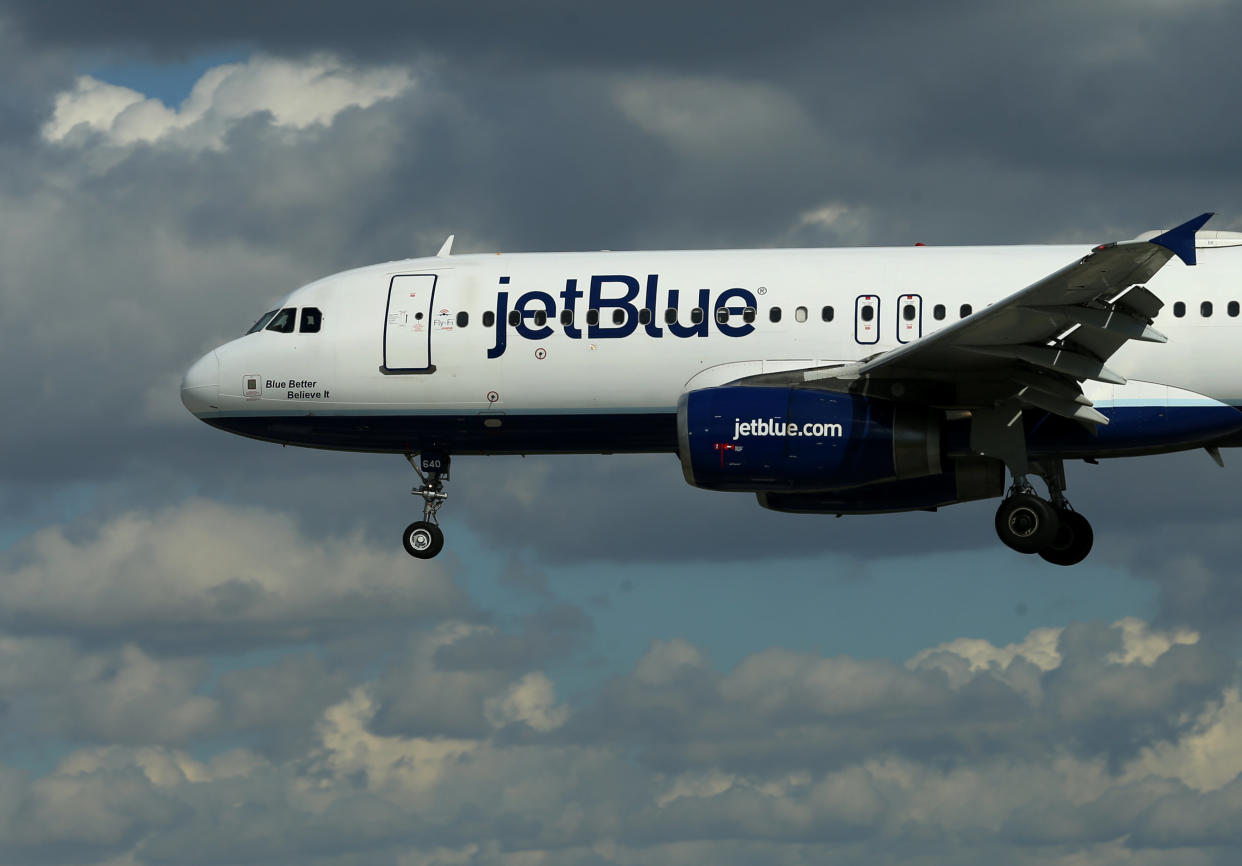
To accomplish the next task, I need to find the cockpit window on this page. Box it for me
[265,308,296,333]
[246,309,278,334]
[300,307,322,333]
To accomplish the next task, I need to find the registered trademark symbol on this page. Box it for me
[757,286,767,295]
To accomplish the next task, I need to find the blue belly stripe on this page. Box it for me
[202,403,1242,458]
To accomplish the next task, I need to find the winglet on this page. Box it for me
[1149,212,1213,266]
[437,234,455,257]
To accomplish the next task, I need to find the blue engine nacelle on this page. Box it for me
[677,386,943,492]
[757,458,1005,514]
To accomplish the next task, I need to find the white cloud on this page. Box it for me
[43,55,415,149]
[908,617,1199,683]
[0,619,1235,863]
[313,686,478,797]
[0,499,467,645]
[484,671,569,732]
[1125,687,1242,792]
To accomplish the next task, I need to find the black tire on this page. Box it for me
[402,521,444,559]
[995,493,1059,554]
[1039,510,1094,566]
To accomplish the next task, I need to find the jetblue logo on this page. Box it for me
[488,274,758,359]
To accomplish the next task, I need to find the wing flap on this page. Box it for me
[962,344,1127,385]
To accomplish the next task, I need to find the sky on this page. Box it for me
[2,1,1242,863]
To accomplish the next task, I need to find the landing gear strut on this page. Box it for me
[403,452,449,559]
[993,459,1093,566]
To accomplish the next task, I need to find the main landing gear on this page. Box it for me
[403,452,449,559]
[994,460,1093,566]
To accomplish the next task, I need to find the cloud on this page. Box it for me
[0,620,1236,863]
[367,617,582,739]
[43,55,414,148]
[0,636,217,745]
[483,671,569,732]
[3,6,1242,861]
[0,499,470,649]
[572,620,1234,774]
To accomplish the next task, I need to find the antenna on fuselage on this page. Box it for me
[437,235,455,257]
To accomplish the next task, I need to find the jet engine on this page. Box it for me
[756,458,1005,514]
[677,386,943,492]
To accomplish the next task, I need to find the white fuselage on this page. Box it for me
[181,241,1242,454]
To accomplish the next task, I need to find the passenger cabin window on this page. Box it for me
[613,308,626,325]
[483,311,495,327]
[933,304,946,320]
[1201,301,1213,318]
[534,310,548,326]
[690,307,704,324]
[247,309,278,334]
[743,307,756,323]
[959,304,972,318]
[860,306,874,322]
[456,311,469,328]
[639,308,651,325]
[1173,301,1186,318]
[769,307,782,323]
[508,310,520,327]
[822,306,834,322]
[902,303,917,321]
[560,310,574,326]
[1230,301,1239,317]
[716,307,729,324]
[795,306,808,323]
[664,308,677,324]
[266,308,296,333]
[586,309,600,326]
[300,307,322,333]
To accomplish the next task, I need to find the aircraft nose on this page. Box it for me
[180,350,219,416]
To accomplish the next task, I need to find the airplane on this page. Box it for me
[180,213,1242,565]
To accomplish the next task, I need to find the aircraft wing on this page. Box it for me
[750,213,1213,425]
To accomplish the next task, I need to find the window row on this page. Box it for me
[248,307,322,334]
[451,303,982,329]
[247,298,1242,337]
[1170,300,1241,318]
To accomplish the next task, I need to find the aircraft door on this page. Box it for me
[855,295,880,344]
[384,274,437,373]
[897,294,922,343]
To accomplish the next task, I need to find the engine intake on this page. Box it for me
[677,386,942,492]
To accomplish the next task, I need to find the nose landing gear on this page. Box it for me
[403,452,449,559]
[994,459,1094,566]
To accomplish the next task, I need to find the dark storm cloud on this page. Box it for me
[0,24,73,145]
[9,0,1240,247]
[0,1,895,67]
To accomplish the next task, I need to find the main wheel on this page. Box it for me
[995,493,1059,554]
[1038,510,1094,566]
[402,521,444,559]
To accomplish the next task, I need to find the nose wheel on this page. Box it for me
[403,521,444,559]
[403,452,449,559]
